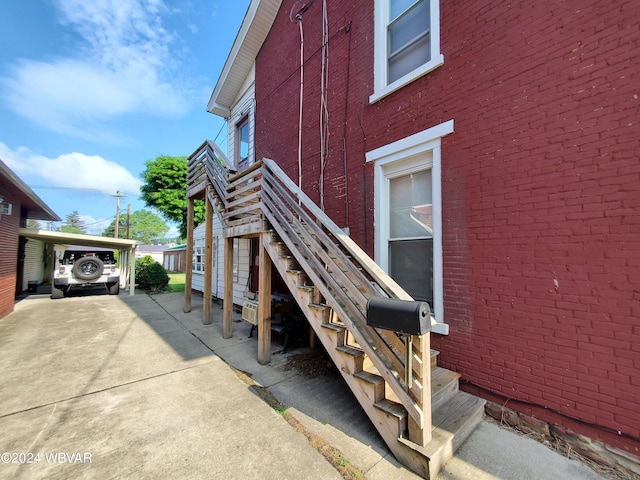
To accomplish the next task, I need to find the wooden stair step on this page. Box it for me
[321,322,347,346]
[336,344,365,373]
[287,268,308,279]
[354,370,383,385]
[353,370,385,402]
[336,344,363,357]
[433,391,486,452]
[374,398,407,420]
[308,303,331,322]
[399,390,486,479]
[431,349,440,370]
[431,367,461,411]
[432,389,475,428]
[373,399,408,437]
[321,322,346,333]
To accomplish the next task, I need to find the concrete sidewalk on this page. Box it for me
[0,290,608,479]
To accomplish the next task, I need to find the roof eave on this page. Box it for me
[207,0,282,118]
[0,160,61,222]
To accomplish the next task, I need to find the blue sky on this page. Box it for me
[0,0,249,236]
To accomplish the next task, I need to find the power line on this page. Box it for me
[30,185,140,197]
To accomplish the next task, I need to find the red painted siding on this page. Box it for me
[0,186,20,318]
[255,0,640,454]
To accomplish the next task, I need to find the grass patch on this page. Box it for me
[167,273,185,293]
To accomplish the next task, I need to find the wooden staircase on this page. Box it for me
[186,142,485,478]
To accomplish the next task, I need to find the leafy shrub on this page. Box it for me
[135,255,169,292]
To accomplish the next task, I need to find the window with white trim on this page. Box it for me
[233,238,239,283]
[192,238,204,272]
[389,169,434,305]
[367,120,454,334]
[235,116,249,170]
[371,0,443,103]
[192,237,217,272]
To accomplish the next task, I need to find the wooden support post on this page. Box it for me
[203,190,213,325]
[258,232,272,364]
[408,333,432,446]
[184,197,194,313]
[222,237,234,339]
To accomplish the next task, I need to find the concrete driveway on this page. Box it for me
[0,290,340,480]
[1,289,609,480]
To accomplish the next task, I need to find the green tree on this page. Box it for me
[26,219,42,229]
[102,218,126,239]
[60,210,86,234]
[140,155,205,238]
[102,209,169,244]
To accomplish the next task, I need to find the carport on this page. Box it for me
[18,229,138,295]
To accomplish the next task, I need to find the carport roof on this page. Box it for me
[19,228,138,250]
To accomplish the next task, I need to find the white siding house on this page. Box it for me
[22,237,45,290]
[190,219,252,306]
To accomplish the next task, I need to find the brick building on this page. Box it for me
[251,0,639,470]
[0,159,59,318]
[197,0,639,475]
[162,244,188,273]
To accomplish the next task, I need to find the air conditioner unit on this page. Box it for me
[242,300,258,325]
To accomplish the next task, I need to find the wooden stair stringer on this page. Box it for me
[262,236,432,478]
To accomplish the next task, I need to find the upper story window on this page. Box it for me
[235,116,249,170]
[371,0,444,103]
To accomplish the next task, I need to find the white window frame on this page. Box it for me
[366,120,454,335]
[212,237,218,271]
[235,115,250,169]
[192,236,217,273]
[192,237,204,273]
[371,0,444,103]
[233,238,239,283]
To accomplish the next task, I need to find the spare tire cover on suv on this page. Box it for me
[72,256,104,281]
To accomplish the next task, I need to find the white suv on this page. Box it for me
[52,246,120,299]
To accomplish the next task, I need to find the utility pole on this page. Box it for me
[126,204,131,239]
[112,190,125,238]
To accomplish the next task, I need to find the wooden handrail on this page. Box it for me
[185,146,429,434]
[260,162,426,424]
[262,158,412,301]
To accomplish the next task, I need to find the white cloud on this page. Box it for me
[0,142,142,195]
[0,0,193,140]
[78,215,113,235]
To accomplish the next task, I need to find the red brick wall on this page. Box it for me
[0,186,20,319]
[255,0,640,454]
[163,251,187,273]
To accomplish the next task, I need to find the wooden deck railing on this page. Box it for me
[260,158,429,432]
[186,143,431,444]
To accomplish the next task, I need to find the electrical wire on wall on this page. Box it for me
[290,1,311,191]
[297,18,304,191]
[342,21,353,228]
[319,0,329,211]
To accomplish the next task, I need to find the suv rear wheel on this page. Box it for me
[107,282,120,295]
[51,284,64,299]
